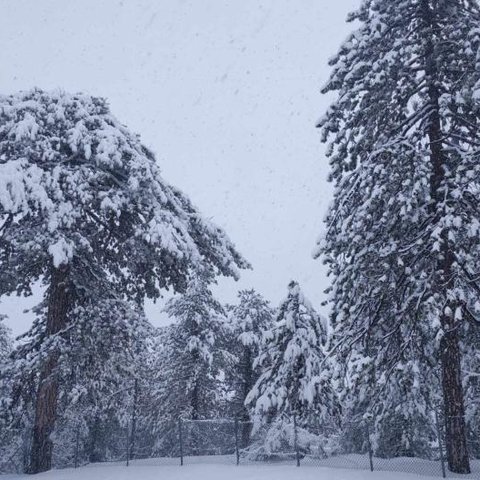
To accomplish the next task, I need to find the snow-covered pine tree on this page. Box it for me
[150,270,234,455]
[227,289,274,444]
[316,1,480,473]
[155,270,231,421]
[246,282,336,436]
[0,89,248,473]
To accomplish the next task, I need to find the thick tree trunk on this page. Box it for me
[441,311,470,474]
[419,1,470,473]
[88,416,102,463]
[429,100,471,476]
[420,0,470,472]
[429,112,471,476]
[28,265,71,474]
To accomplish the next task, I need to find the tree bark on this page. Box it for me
[88,416,102,463]
[441,314,470,474]
[28,265,71,474]
[240,347,253,447]
[420,0,470,473]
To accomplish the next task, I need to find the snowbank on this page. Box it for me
[1,456,462,480]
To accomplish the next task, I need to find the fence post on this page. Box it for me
[366,422,374,472]
[129,378,138,464]
[74,427,80,468]
[435,411,446,479]
[126,423,130,467]
[178,418,184,466]
[293,413,300,467]
[234,417,240,466]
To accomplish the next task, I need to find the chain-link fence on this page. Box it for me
[5,412,480,478]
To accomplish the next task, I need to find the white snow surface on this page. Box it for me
[0,457,455,480]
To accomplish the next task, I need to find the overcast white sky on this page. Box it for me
[0,0,358,336]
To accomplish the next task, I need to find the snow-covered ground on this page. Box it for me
[3,455,480,480]
[0,463,432,480]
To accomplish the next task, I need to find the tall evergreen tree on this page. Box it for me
[0,89,248,472]
[317,0,480,473]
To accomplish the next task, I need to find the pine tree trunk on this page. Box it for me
[88,416,101,463]
[28,265,71,474]
[240,348,253,447]
[421,1,470,472]
[441,312,470,474]
[428,90,471,476]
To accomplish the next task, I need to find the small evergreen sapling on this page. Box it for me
[155,271,231,421]
[227,289,274,444]
[246,281,337,458]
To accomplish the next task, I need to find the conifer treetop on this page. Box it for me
[0,89,249,299]
[229,288,274,348]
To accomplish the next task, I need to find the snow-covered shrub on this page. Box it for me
[243,414,340,462]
